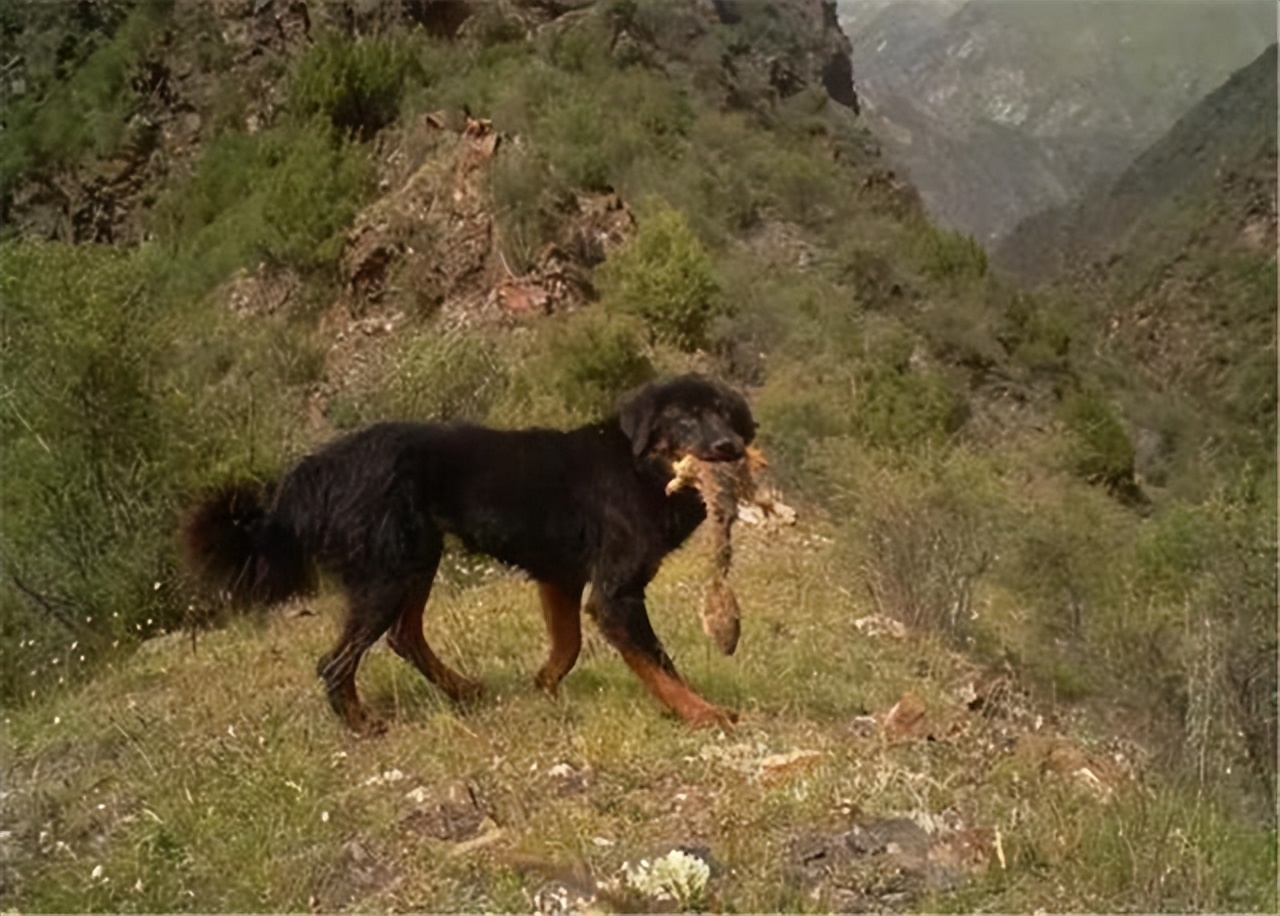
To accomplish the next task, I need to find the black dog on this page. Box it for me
[182,375,756,733]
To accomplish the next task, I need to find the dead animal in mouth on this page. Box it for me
[666,447,769,655]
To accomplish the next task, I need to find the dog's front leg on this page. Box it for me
[588,585,736,729]
[534,579,585,695]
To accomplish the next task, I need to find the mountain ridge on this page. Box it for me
[837,0,1275,242]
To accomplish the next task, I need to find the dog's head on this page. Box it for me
[619,374,756,463]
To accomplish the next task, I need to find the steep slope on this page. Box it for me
[837,0,1275,242]
[998,43,1277,491]
[997,42,1278,283]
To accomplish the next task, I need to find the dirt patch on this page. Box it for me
[339,114,632,330]
[791,815,997,911]
[399,779,488,842]
[308,112,635,425]
[220,265,303,318]
[310,837,399,912]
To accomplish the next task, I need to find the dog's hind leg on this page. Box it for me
[316,585,408,735]
[534,579,585,696]
[386,560,483,704]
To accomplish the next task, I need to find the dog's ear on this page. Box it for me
[619,383,660,458]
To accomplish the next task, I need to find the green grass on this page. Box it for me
[2,522,1272,913]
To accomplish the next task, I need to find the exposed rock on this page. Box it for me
[792,815,997,911]
[310,837,399,911]
[399,779,488,841]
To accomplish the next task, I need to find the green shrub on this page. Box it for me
[852,328,969,451]
[811,442,998,640]
[256,123,373,269]
[0,243,177,702]
[150,120,374,281]
[0,240,324,706]
[368,328,510,424]
[998,289,1074,372]
[751,360,856,491]
[488,145,566,274]
[1123,494,1278,804]
[0,0,169,189]
[913,221,989,283]
[764,146,841,227]
[1059,387,1137,493]
[289,34,417,140]
[543,310,654,419]
[545,14,611,73]
[599,203,725,350]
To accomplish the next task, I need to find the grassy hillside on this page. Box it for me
[1,1,1274,911]
[996,43,1278,506]
[3,529,1275,912]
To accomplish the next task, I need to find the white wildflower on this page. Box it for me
[363,769,406,787]
[622,849,710,907]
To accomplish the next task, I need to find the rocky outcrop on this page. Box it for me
[709,0,860,112]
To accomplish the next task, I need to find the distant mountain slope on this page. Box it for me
[996,42,1278,284]
[837,0,1275,242]
[1001,43,1277,491]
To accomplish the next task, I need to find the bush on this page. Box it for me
[0,240,324,706]
[289,34,417,140]
[750,361,856,490]
[0,243,178,702]
[488,145,566,274]
[150,120,374,280]
[362,328,510,425]
[599,203,725,350]
[543,310,654,419]
[811,442,997,640]
[765,146,841,227]
[854,361,969,451]
[1059,386,1138,494]
[0,0,168,190]
[912,221,988,283]
[999,289,1074,372]
[850,325,969,451]
[1123,494,1278,805]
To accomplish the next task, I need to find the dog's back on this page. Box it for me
[274,419,705,588]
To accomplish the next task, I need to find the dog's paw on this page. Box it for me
[533,666,565,698]
[446,676,485,705]
[683,703,738,731]
[533,674,557,697]
[346,711,389,738]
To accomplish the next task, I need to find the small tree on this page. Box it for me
[599,203,725,351]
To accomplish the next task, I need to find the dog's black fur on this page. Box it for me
[182,374,756,732]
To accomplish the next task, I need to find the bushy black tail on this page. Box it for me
[180,481,313,607]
